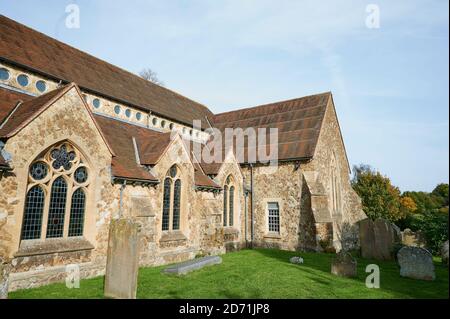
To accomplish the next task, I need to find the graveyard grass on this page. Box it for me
[10,249,449,299]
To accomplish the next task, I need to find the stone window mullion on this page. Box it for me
[62,180,74,237]
[40,184,51,240]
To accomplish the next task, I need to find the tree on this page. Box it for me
[400,196,417,216]
[351,164,404,222]
[431,183,449,207]
[139,68,164,86]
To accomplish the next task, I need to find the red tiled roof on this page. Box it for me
[0,85,69,138]
[211,92,330,163]
[0,88,33,124]
[0,15,213,129]
[93,115,159,182]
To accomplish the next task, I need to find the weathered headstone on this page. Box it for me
[359,218,401,260]
[289,256,304,264]
[441,240,449,266]
[331,252,357,278]
[397,246,435,281]
[0,258,11,299]
[104,218,140,299]
[163,256,222,275]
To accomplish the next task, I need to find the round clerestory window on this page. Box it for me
[17,74,29,87]
[0,68,10,81]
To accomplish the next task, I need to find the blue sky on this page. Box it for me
[1,0,448,192]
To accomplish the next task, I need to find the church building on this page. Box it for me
[0,15,366,291]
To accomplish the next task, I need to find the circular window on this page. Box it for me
[36,80,47,93]
[74,167,88,184]
[152,117,158,126]
[93,98,101,109]
[169,123,174,130]
[114,105,121,114]
[189,129,193,136]
[125,109,131,118]
[30,162,48,180]
[0,68,10,81]
[17,74,29,87]
[136,112,142,121]
[161,120,166,128]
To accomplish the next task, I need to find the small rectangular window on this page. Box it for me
[267,202,280,233]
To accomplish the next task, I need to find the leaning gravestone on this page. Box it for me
[104,218,140,299]
[397,246,435,281]
[331,252,357,278]
[0,258,11,299]
[359,218,401,261]
[441,240,449,266]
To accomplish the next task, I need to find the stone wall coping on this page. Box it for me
[14,237,95,257]
[159,231,187,243]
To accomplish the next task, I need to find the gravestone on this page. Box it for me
[289,256,304,264]
[163,256,222,275]
[397,246,435,281]
[442,240,449,266]
[104,218,140,299]
[331,252,357,278]
[359,218,401,260]
[0,258,11,299]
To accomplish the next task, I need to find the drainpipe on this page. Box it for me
[119,180,126,218]
[250,163,254,248]
[243,176,248,247]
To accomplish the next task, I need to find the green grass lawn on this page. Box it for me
[10,249,449,299]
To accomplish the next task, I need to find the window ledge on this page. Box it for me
[223,227,239,235]
[264,233,282,240]
[160,231,187,243]
[15,237,94,257]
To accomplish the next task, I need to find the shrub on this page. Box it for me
[407,211,449,254]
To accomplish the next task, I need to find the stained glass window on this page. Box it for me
[30,162,48,180]
[46,177,68,238]
[68,188,86,237]
[229,186,235,226]
[162,178,171,231]
[223,185,228,227]
[74,167,88,184]
[0,68,9,81]
[21,186,45,240]
[172,179,181,230]
[21,142,90,241]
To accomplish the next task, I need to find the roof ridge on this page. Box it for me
[214,92,331,118]
[0,15,213,126]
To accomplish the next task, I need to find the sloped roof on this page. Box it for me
[0,85,69,138]
[211,92,330,162]
[93,115,159,182]
[0,88,33,124]
[0,15,213,129]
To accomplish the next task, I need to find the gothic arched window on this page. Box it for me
[161,165,182,232]
[20,142,91,240]
[223,175,235,227]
